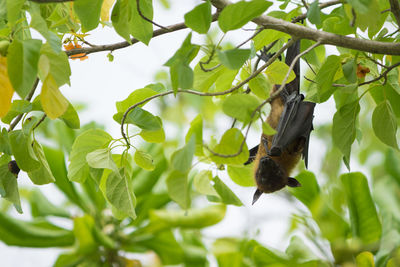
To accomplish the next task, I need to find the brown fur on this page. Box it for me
[253,86,303,193]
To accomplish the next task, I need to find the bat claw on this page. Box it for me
[287,177,301,187]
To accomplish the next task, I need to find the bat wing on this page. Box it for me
[244,145,259,165]
[269,93,315,167]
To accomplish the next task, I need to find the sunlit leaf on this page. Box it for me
[134,150,155,171]
[130,0,154,45]
[40,74,68,119]
[116,87,158,113]
[227,165,255,187]
[185,115,203,156]
[210,128,249,165]
[86,148,118,172]
[218,0,272,32]
[355,251,374,267]
[184,1,212,34]
[101,0,116,22]
[315,55,341,102]
[171,136,196,173]
[68,129,113,183]
[193,170,218,196]
[264,61,296,84]
[288,171,320,209]
[222,94,259,122]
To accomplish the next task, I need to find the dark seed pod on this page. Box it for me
[8,160,20,178]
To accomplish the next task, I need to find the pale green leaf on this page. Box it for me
[9,130,40,172]
[222,94,259,122]
[184,1,212,34]
[40,74,68,119]
[134,150,155,171]
[86,148,118,172]
[212,176,243,206]
[27,141,56,185]
[217,48,251,70]
[166,170,190,209]
[210,128,249,165]
[227,165,255,187]
[372,100,398,149]
[193,170,218,196]
[116,87,158,113]
[264,61,296,85]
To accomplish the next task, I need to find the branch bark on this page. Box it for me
[66,13,219,56]
[210,0,400,55]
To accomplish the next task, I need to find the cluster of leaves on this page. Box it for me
[0,0,400,266]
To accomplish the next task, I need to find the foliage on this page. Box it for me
[0,0,400,266]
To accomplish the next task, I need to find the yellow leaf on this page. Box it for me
[41,74,68,119]
[0,56,14,118]
[101,0,116,22]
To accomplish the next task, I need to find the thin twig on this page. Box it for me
[305,59,316,75]
[358,61,400,86]
[136,0,170,31]
[8,78,40,132]
[33,114,47,131]
[236,27,264,48]
[301,0,309,10]
[121,40,295,147]
[254,39,278,70]
[350,8,356,27]
[304,76,346,87]
[66,13,219,56]
[363,53,387,68]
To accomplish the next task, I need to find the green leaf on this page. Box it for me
[166,170,190,209]
[134,150,155,171]
[347,0,372,14]
[193,170,218,196]
[68,129,113,183]
[355,251,375,267]
[252,245,289,266]
[7,39,42,98]
[0,163,22,213]
[125,107,162,130]
[27,141,56,185]
[73,0,103,32]
[288,171,320,209]
[184,1,212,34]
[6,0,25,26]
[212,176,243,206]
[0,212,74,247]
[341,172,382,246]
[171,136,196,173]
[227,165,255,187]
[149,205,226,228]
[116,87,158,113]
[1,100,32,124]
[9,130,40,172]
[29,189,70,218]
[253,29,289,51]
[315,55,341,102]
[0,128,12,155]
[185,115,204,156]
[86,148,118,172]
[40,44,71,87]
[248,72,272,99]
[264,61,296,84]
[286,235,318,262]
[217,48,251,70]
[164,33,200,93]
[262,121,277,135]
[332,101,360,167]
[130,0,154,45]
[139,127,166,143]
[222,94,260,122]
[372,100,398,149]
[307,0,321,25]
[210,128,249,165]
[105,168,136,219]
[342,59,357,83]
[60,102,80,129]
[218,0,273,32]
[40,74,69,119]
[111,0,131,42]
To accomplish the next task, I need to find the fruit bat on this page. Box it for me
[246,40,316,204]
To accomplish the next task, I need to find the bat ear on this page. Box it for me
[252,189,263,205]
[287,177,301,187]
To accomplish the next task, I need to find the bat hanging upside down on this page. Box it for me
[245,40,316,204]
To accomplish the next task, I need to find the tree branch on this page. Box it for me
[66,13,219,56]
[210,0,400,55]
[121,40,296,151]
[8,78,40,132]
[390,0,400,29]
[136,0,169,31]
